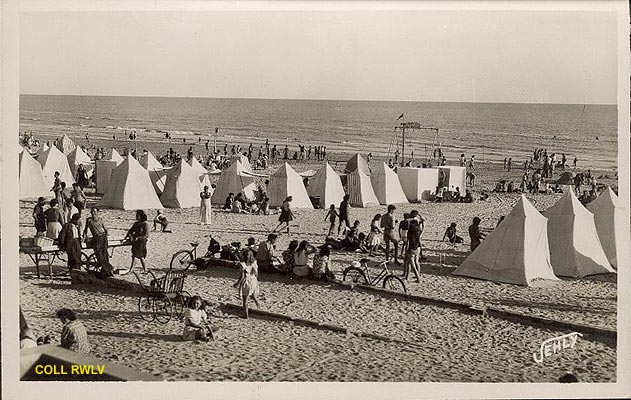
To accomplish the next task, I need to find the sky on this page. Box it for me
[19,10,618,104]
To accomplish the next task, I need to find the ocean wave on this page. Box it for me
[105,126,115,129]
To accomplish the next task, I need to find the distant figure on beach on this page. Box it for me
[468,217,485,252]
[573,156,578,169]
[459,154,466,167]
[468,155,475,170]
[338,194,351,236]
[443,222,463,244]
[120,210,150,275]
[76,164,90,189]
[153,210,171,232]
[83,207,114,278]
[57,308,90,355]
[324,204,339,236]
[235,249,261,319]
[273,196,294,234]
[507,158,512,172]
[45,199,65,239]
[503,158,507,170]
[200,186,212,225]
[467,171,476,187]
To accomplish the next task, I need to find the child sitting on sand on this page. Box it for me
[56,308,90,355]
[182,296,214,341]
[153,211,171,232]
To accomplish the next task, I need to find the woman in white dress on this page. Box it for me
[199,186,212,225]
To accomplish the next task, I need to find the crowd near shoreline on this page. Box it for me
[18,130,619,382]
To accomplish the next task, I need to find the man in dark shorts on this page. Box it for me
[468,217,485,252]
[337,194,351,235]
[256,233,279,273]
[381,205,400,264]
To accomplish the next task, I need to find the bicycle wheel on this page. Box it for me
[342,266,368,285]
[170,250,194,271]
[383,275,407,293]
[138,295,156,322]
[154,294,173,324]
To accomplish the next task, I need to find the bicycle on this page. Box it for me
[342,258,407,293]
[170,242,200,271]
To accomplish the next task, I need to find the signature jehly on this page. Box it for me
[533,332,583,363]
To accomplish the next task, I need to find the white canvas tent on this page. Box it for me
[95,149,124,194]
[345,153,370,174]
[160,160,203,208]
[543,190,615,278]
[397,167,439,201]
[437,166,466,191]
[98,155,163,210]
[104,148,124,163]
[231,155,253,172]
[267,163,313,209]
[307,162,345,208]
[188,156,208,175]
[347,168,379,208]
[67,146,93,176]
[56,134,76,156]
[140,151,168,195]
[211,160,256,205]
[19,150,50,199]
[38,145,75,186]
[370,163,409,205]
[453,195,559,286]
[587,187,624,269]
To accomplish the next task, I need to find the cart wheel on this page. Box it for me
[85,254,99,271]
[170,250,194,271]
[383,275,407,293]
[342,266,368,285]
[154,294,173,324]
[138,295,156,322]
[174,294,186,319]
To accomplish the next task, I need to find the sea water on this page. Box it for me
[20,95,618,169]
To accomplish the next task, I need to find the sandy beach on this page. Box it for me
[18,133,618,382]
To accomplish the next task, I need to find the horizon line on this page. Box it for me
[18,92,617,107]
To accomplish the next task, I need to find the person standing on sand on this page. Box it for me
[459,154,466,167]
[503,158,507,170]
[273,196,294,234]
[82,207,114,278]
[235,249,261,319]
[200,185,212,225]
[381,205,400,264]
[468,217,485,252]
[507,158,512,172]
[367,214,383,257]
[338,194,351,236]
[33,197,47,235]
[59,213,83,271]
[119,209,150,275]
[324,204,339,237]
[45,199,65,239]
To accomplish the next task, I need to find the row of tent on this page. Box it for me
[453,189,623,285]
